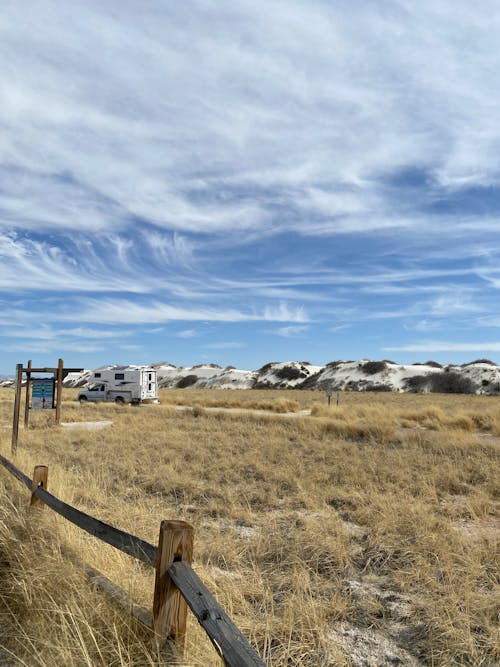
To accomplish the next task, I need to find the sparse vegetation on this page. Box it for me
[405,374,430,392]
[274,365,306,381]
[461,359,497,366]
[405,372,478,394]
[429,371,477,394]
[412,360,443,368]
[359,361,387,375]
[326,360,352,368]
[257,362,278,373]
[363,383,392,392]
[176,374,198,388]
[0,387,498,666]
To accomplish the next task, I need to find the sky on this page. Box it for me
[2,1,500,374]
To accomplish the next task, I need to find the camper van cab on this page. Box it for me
[78,368,158,405]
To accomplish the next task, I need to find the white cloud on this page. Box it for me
[262,302,308,323]
[385,341,500,353]
[2,2,500,370]
[142,231,196,267]
[203,342,245,350]
[176,329,198,338]
[428,293,483,316]
[0,233,148,293]
[274,325,310,338]
[477,316,500,328]
[5,340,104,354]
[53,298,308,325]
[0,324,130,341]
[329,324,351,333]
[1,1,500,241]
[409,319,443,333]
[61,327,131,339]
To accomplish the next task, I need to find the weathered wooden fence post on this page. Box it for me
[24,360,32,429]
[153,520,194,655]
[55,358,64,425]
[11,363,23,455]
[30,465,48,508]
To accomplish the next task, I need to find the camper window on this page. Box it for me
[115,373,125,380]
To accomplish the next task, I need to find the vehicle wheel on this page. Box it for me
[79,396,87,404]
[115,396,125,405]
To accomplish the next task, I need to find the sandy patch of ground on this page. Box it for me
[328,622,422,666]
[60,421,113,430]
[174,404,311,417]
[439,494,499,541]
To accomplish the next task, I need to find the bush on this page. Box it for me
[297,371,323,390]
[326,360,353,368]
[461,359,497,366]
[406,372,477,394]
[364,383,393,392]
[176,374,198,388]
[257,362,278,374]
[429,372,477,394]
[413,360,443,368]
[405,375,430,392]
[274,366,305,381]
[360,361,387,375]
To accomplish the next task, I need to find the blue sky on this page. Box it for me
[2,1,500,374]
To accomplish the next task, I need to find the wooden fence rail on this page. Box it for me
[0,453,266,667]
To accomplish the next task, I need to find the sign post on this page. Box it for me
[11,364,23,455]
[326,386,332,407]
[23,360,32,428]
[55,358,64,425]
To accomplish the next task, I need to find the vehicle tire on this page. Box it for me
[115,396,125,405]
[79,396,88,404]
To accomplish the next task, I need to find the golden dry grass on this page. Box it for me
[0,387,498,666]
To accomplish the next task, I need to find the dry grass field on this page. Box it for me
[0,387,498,666]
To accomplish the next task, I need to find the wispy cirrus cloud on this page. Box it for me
[274,325,310,338]
[2,1,500,242]
[5,340,105,354]
[2,2,500,370]
[385,342,500,353]
[427,293,484,316]
[175,330,198,338]
[51,298,308,325]
[0,325,131,341]
[203,341,245,350]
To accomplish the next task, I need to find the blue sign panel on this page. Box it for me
[32,378,55,410]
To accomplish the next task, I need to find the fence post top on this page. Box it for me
[160,520,193,531]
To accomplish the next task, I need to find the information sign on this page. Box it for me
[32,378,55,410]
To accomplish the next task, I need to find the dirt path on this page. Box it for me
[173,404,311,418]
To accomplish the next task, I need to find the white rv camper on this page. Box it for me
[78,367,158,405]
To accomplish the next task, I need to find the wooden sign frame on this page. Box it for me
[11,359,83,454]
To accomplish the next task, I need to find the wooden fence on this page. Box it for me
[0,453,266,666]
